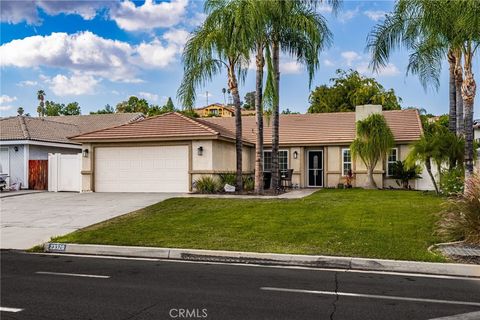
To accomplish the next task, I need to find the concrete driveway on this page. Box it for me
[1,192,182,250]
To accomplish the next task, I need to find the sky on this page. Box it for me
[0,0,478,118]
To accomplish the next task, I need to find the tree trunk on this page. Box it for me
[425,157,439,195]
[447,50,457,133]
[271,41,280,191]
[254,43,265,194]
[364,166,377,189]
[227,63,243,191]
[455,52,464,136]
[461,53,476,179]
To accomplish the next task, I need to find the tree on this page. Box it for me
[308,70,402,113]
[90,104,114,114]
[36,90,46,117]
[116,96,150,114]
[44,100,63,116]
[281,108,300,114]
[17,107,24,116]
[178,2,250,191]
[164,97,175,112]
[350,113,394,189]
[62,102,81,115]
[243,91,255,110]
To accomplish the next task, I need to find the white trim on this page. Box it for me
[341,148,352,177]
[306,150,324,187]
[0,147,9,176]
[386,147,398,177]
[0,140,81,149]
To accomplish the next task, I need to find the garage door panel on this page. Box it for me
[94,146,188,192]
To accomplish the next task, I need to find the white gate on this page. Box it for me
[48,153,82,192]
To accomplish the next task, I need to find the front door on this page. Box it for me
[308,150,323,187]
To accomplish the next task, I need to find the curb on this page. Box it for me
[44,243,480,278]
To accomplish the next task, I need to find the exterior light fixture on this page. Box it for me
[293,151,298,159]
[197,146,203,156]
[14,146,18,152]
[82,149,89,158]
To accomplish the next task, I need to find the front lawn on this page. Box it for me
[53,189,446,262]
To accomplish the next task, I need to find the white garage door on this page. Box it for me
[94,146,189,192]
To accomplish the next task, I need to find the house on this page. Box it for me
[70,105,423,193]
[0,113,143,189]
[195,103,255,117]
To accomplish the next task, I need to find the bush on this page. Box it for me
[194,176,221,194]
[391,160,421,189]
[218,172,236,187]
[436,173,480,245]
[440,167,464,195]
[243,176,254,191]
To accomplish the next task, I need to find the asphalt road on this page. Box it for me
[1,250,480,320]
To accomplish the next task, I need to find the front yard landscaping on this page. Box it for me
[53,189,446,262]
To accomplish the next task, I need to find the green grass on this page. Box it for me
[53,189,446,262]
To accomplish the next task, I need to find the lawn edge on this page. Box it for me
[43,243,480,278]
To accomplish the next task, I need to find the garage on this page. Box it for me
[94,145,189,192]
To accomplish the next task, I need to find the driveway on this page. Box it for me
[1,192,182,250]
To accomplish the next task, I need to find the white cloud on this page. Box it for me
[188,12,206,27]
[139,91,159,102]
[0,105,14,111]
[0,95,17,104]
[110,0,188,31]
[364,10,387,22]
[317,4,333,14]
[356,61,400,77]
[38,1,108,20]
[338,7,360,23]
[281,60,302,74]
[44,74,100,96]
[0,31,186,83]
[341,51,361,66]
[323,59,334,67]
[0,0,39,24]
[17,80,38,87]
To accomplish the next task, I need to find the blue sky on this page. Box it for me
[0,0,478,118]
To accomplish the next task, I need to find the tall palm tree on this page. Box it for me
[351,113,395,189]
[262,1,334,190]
[177,3,249,191]
[37,90,45,117]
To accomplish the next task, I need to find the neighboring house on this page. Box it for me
[71,105,423,193]
[195,103,255,117]
[0,113,143,189]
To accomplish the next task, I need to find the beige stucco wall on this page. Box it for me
[212,140,254,173]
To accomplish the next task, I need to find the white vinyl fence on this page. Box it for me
[48,153,82,192]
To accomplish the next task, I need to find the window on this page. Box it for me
[264,150,288,173]
[386,148,398,176]
[342,148,352,176]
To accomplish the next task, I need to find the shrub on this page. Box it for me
[436,173,480,245]
[243,176,254,191]
[194,176,221,194]
[218,172,236,187]
[440,167,464,195]
[391,160,421,189]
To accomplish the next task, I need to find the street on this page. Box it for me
[1,250,479,320]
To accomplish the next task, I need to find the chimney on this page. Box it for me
[355,105,382,122]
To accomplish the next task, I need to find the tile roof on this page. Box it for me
[70,109,422,145]
[202,109,423,145]
[47,113,144,133]
[0,113,144,145]
[70,112,225,141]
[0,116,80,144]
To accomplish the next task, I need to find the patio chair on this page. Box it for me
[280,169,294,190]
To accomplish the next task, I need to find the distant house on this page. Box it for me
[195,103,255,118]
[71,105,425,193]
[0,113,143,189]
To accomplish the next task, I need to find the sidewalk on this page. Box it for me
[43,243,480,278]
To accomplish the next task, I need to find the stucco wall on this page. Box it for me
[29,145,80,160]
[212,140,254,173]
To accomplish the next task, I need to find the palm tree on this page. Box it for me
[351,114,394,189]
[177,2,249,191]
[407,134,439,194]
[17,107,24,116]
[262,1,334,190]
[36,90,45,117]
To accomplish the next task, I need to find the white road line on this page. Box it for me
[261,287,480,307]
[35,271,110,279]
[28,253,480,281]
[0,307,23,312]
[429,310,480,320]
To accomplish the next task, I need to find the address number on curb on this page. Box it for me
[48,243,66,252]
